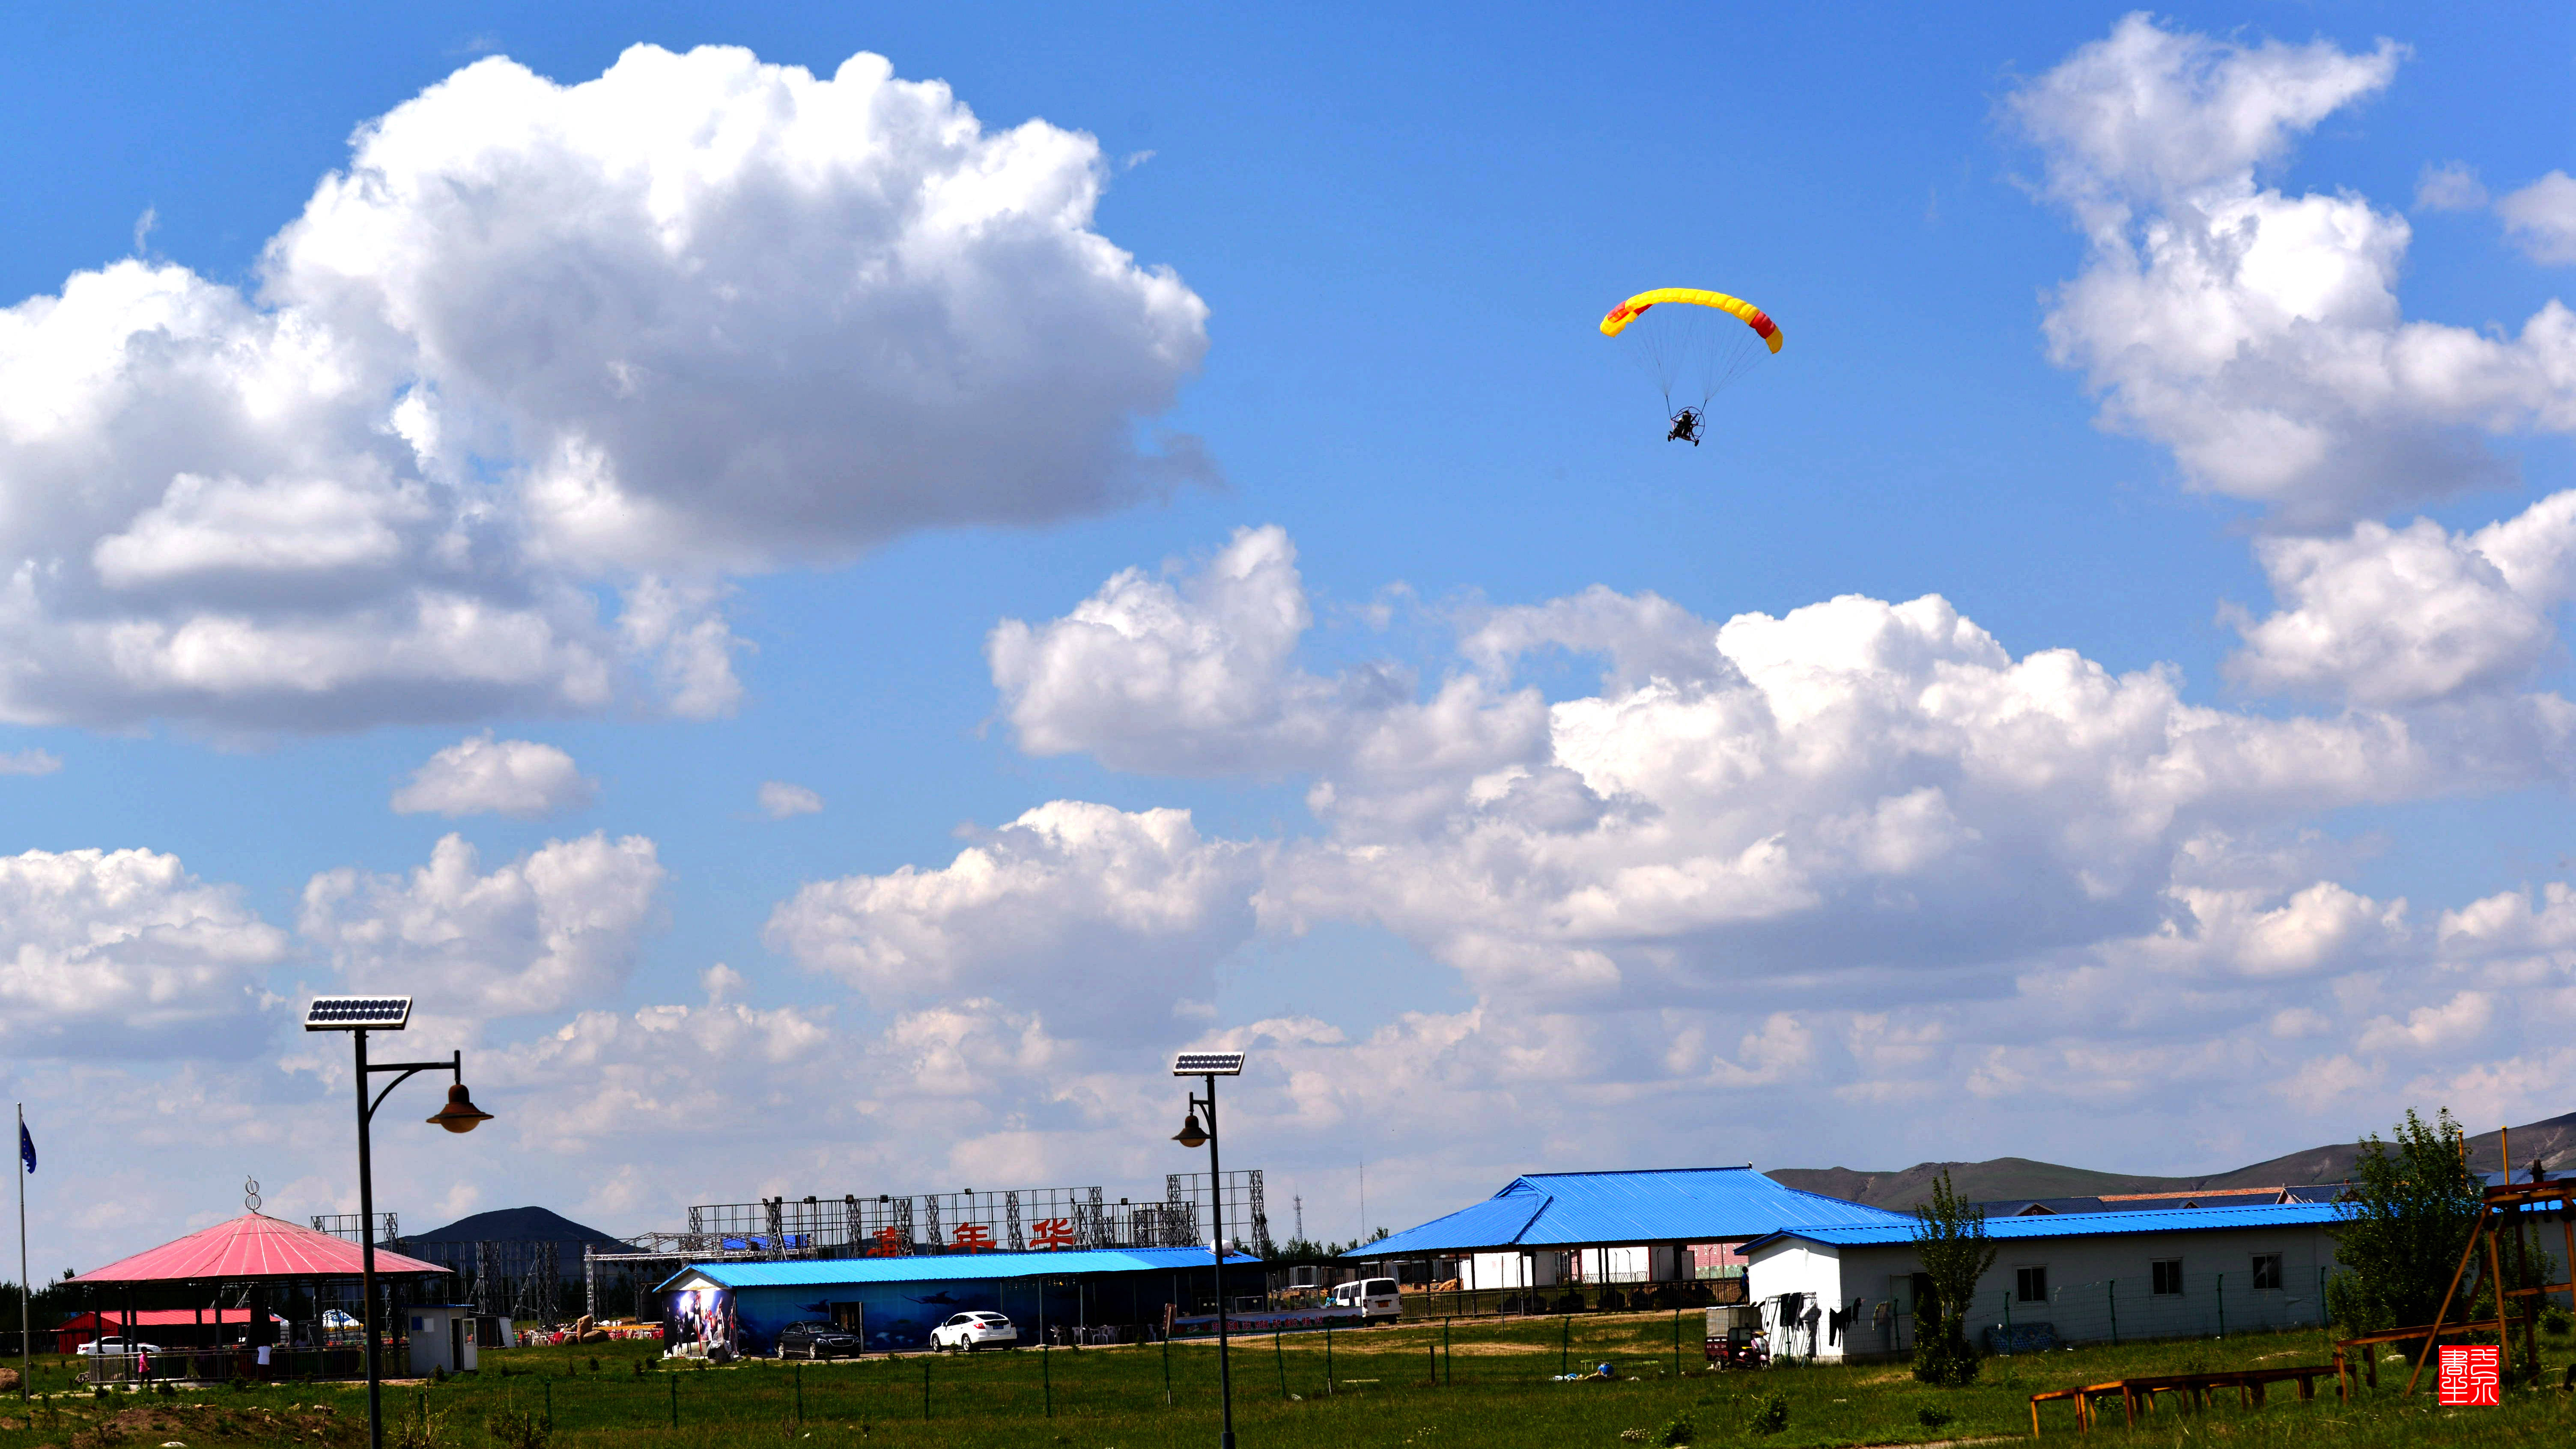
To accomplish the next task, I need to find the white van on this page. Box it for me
[1326,1277,1401,1324]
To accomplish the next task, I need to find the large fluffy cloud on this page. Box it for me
[816,521,2576,1186]
[2011,14,2576,523]
[0,43,1206,731]
[300,832,666,1017]
[992,528,2540,1005]
[0,847,289,1055]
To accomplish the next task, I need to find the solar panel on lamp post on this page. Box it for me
[305,997,492,1449]
[1172,1051,1245,1449]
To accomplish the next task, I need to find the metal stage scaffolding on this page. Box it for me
[584,1170,1274,1317]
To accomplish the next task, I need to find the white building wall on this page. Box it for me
[1742,1240,1846,1358]
[1579,1246,1653,1282]
[1749,1222,2340,1362]
[1467,1251,1529,1290]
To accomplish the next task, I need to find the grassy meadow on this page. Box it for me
[0,1310,2567,1447]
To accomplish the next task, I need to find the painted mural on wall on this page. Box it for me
[666,1286,737,1356]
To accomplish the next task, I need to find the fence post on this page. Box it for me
[1327,1324,1335,1395]
[2320,1265,2334,1360]
[2215,1273,2225,1339]
[1162,1328,1172,1405]
[1042,1339,1052,1417]
[1428,1333,1437,1386]
[1275,1330,1287,1399]
[794,1363,802,1423]
[543,1380,551,1432]
[2002,1288,2012,1354]
[1444,1318,1451,1386]
[2107,1280,2118,1346]
[1673,1308,1681,1378]
[668,1369,676,1428]
[1560,1315,1569,1375]
[922,1354,930,1420]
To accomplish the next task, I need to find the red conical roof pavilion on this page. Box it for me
[70,1212,450,1284]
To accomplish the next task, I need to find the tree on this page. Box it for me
[2327,1108,2487,1338]
[1909,1170,1996,1386]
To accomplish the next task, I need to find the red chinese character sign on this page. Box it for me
[953,1223,994,1252]
[2438,1345,2500,1407]
[865,1226,906,1258]
[1031,1217,1076,1250]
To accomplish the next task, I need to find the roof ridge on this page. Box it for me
[1512,1166,1757,1182]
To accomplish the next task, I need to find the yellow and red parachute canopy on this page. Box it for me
[1599,288,1783,352]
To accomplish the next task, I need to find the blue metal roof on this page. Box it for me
[1355,1168,1909,1258]
[1740,1201,2344,1253]
[656,1246,1257,1293]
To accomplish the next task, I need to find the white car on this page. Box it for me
[929,1312,1017,1352]
[75,1338,162,1356]
[1327,1277,1403,1324]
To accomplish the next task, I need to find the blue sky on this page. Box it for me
[0,3,2570,1263]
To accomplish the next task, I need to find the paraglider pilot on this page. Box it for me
[1666,407,1703,446]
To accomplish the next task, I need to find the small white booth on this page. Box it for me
[406,1303,480,1375]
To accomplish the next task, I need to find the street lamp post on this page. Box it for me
[1171,1050,1246,1449]
[305,996,493,1449]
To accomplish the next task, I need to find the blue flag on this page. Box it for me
[18,1119,31,1174]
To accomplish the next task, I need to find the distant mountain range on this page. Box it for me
[1768,1109,2576,1210]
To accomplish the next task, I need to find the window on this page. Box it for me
[2015,1266,2048,1303]
[2251,1253,2283,1291]
[2151,1259,2183,1296]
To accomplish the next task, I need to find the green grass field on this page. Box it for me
[1,1312,2569,1447]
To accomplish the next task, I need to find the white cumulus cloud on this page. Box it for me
[2414,162,2487,213]
[2223,489,2576,705]
[2011,14,2576,523]
[765,801,1264,1038]
[392,733,596,818]
[0,748,60,775]
[757,781,824,820]
[0,43,1206,732]
[301,832,666,1017]
[2498,172,2576,267]
[0,848,288,1055]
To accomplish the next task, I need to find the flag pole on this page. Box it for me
[17,1104,29,1403]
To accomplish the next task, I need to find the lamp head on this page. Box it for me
[1172,1111,1209,1150]
[425,1082,493,1134]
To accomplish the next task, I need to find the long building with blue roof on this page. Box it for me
[1351,1166,1911,1297]
[1740,1202,2347,1361]
[655,1246,1258,1356]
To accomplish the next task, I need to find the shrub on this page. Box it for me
[1916,1405,1955,1428]
[1909,1169,1995,1387]
[486,1407,551,1449]
[1746,1392,1788,1435]
[2542,1305,2572,1339]
[1657,1410,1696,1445]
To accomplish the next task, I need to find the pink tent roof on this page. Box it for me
[70,1212,450,1284]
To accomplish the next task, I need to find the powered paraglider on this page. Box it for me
[1600,288,1782,441]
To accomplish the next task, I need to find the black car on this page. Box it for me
[775,1321,865,1360]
